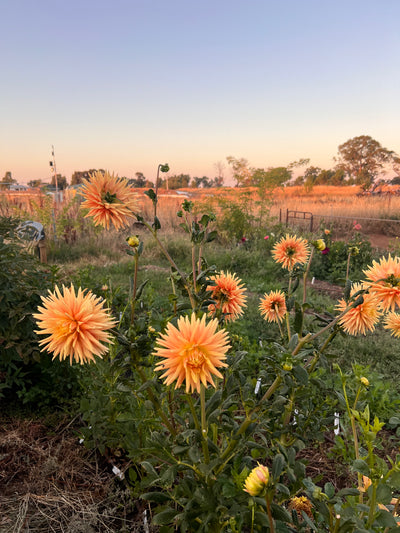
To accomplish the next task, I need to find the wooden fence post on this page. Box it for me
[38,238,47,263]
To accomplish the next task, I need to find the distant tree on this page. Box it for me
[161,174,190,189]
[390,176,400,185]
[28,179,43,188]
[51,173,68,190]
[71,169,105,186]
[0,171,16,190]
[214,161,225,186]
[129,172,148,187]
[335,135,400,190]
[252,167,292,189]
[291,175,305,186]
[226,156,253,187]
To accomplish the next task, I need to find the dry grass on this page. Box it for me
[0,416,154,533]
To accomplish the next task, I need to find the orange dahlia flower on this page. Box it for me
[336,283,381,336]
[207,271,247,322]
[272,234,310,271]
[363,255,400,311]
[80,170,138,230]
[383,311,400,338]
[154,314,230,393]
[34,284,116,364]
[259,290,287,323]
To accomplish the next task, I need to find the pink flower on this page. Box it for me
[241,237,248,242]
[321,247,330,255]
[353,222,362,230]
[264,235,269,240]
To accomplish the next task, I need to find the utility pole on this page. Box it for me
[49,145,59,194]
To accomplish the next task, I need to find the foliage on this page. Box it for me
[335,135,400,190]
[310,231,374,283]
[0,216,80,407]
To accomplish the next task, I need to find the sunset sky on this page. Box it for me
[1,0,399,185]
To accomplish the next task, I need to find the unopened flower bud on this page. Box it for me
[360,376,369,387]
[243,464,269,496]
[127,235,140,248]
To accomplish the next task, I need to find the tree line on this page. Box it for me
[2,135,399,192]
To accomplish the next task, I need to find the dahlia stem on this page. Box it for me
[186,393,201,431]
[265,494,275,533]
[142,220,197,310]
[200,384,210,464]
[259,375,282,405]
[346,251,352,281]
[303,247,314,304]
[130,250,139,325]
[192,244,197,295]
[137,367,177,436]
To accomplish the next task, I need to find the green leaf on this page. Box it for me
[352,459,370,476]
[292,364,309,386]
[337,487,360,497]
[206,230,218,243]
[140,492,173,503]
[272,454,285,480]
[145,188,157,202]
[152,509,178,526]
[153,216,161,230]
[374,509,398,528]
[376,483,393,504]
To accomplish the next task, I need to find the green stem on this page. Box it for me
[346,251,351,281]
[265,495,275,533]
[366,483,378,528]
[286,277,292,340]
[130,252,139,325]
[303,247,314,304]
[200,384,210,464]
[142,220,197,310]
[259,375,282,405]
[186,393,201,431]
[137,367,177,436]
[192,244,197,294]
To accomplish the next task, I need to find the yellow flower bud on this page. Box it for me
[283,362,292,371]
[314,239,326,251]
[360,376,369,387]
[127,235,140,248]
[243,464,269,496]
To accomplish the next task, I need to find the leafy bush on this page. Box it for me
[0,216,80,407]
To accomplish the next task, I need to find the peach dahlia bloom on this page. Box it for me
[80,170,138,230]
[259,290,287,323]
[154,314,230,394]
[363,254,400,311]
[34,285,116,364]
[383,312,400,338]
[207,271,247,322]
[272,234,310,271]
[336,283,381,336]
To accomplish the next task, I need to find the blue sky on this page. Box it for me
[1,0,399,184]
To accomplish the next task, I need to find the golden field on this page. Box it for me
[2,185,400,240]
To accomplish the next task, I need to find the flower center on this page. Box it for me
[385,274,400,287]
[102,191,119,204]
[185,345,206,373]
